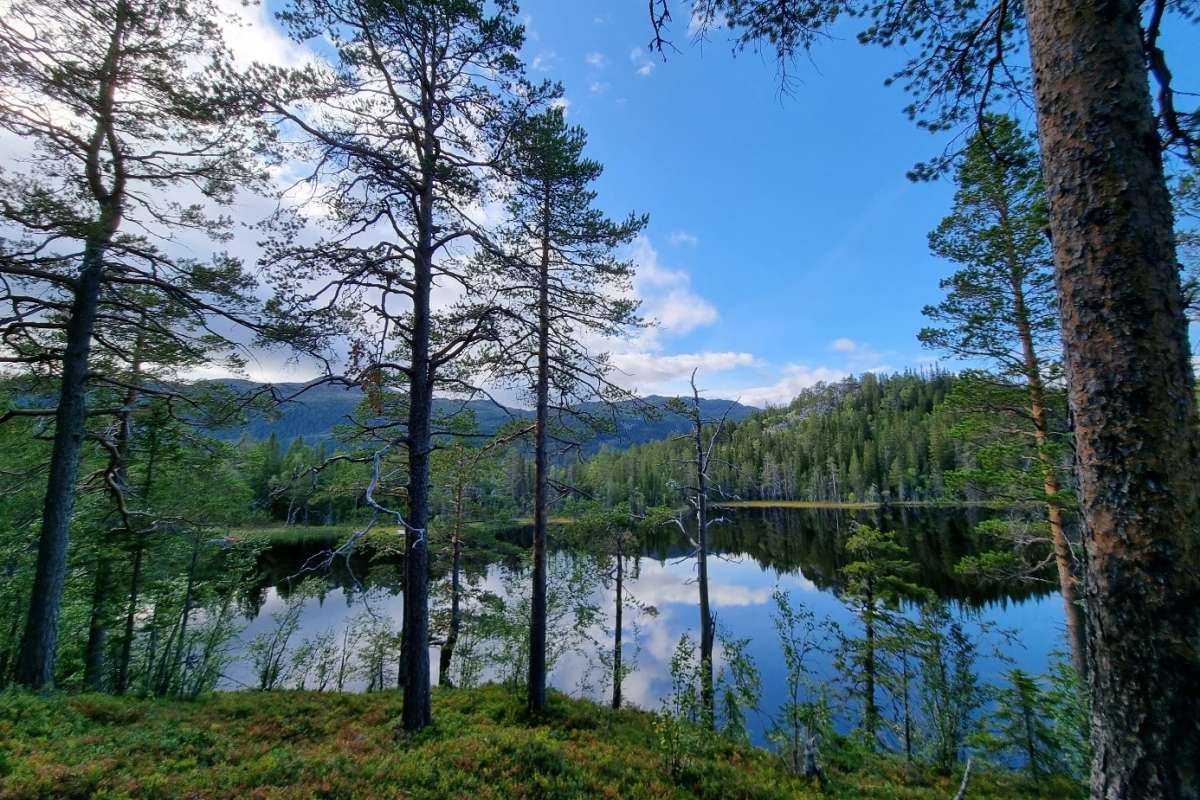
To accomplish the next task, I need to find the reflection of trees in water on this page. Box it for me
[242,526,525,620]
[241,509,1054,621]
[640,508,1056,608]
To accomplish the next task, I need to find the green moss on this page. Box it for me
[0,686,1079,800]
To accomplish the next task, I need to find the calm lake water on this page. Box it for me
[222,506,1067,745]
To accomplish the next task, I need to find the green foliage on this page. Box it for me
[715,629,761,744]
[915,603,990,774]
[834,524,929,750]
[1040,652,1091,785]
[980,669,1059,785]
[0,685,1084,799]
[768,587,835,774]
[576,371,962,506]
[470,554,602,696]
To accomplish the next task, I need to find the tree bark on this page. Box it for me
[15,239,108,690]
[1024,1,1200,796]
[14,2,127,691]
[401,97,436,731]
[528,183,552,715]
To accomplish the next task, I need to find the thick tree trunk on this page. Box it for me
[14,4,127,691]
[402,269,433,729]
[528,185,552,714]
[1025,2,1200,796]
[15,238,107,690]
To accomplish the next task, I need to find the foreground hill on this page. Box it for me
[0,686,1076,800]
[212,379,755,454]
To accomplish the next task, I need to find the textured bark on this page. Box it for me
[14,2,127,691]
[1025,1,1200,796]
[401,263,433,729]
[15,239,108,690]
[528,184,552,715]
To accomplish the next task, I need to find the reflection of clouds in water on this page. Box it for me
[223,548,1066,744]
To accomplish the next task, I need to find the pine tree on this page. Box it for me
[0,0,275,689]
[260,0,552,730]
[920,115,1084,675]
[480,108,646,713]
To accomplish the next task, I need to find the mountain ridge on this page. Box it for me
[210,379,756,455]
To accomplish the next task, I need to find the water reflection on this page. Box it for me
[223,506,1067,744]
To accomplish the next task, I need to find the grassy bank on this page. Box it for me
[0,686,1078,799]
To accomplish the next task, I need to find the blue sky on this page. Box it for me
[6,1,1192,406]
[503,2,1200,405]
[509,2,990,404]
[222,0,970,404]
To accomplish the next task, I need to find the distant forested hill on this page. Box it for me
[572,371,964,505]
[210,380,755,455]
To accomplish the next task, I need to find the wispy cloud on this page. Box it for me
[531,50,558,72]
[668,230,699,247]
[629,47,656,77]
[630,237,717,334]
[584,51,608,68]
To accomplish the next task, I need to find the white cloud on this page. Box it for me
[588,81,611,95]
[731,338,895,407]
[735,364,851,407]
[629,47,656,77]
[550,97,571,115]
[584,51,608,68]
[522,14,540,42]
[830,337,858,353]
[531,50,557,72]
[217,0,320,70]
[667,230,699,247]
[611,351,758,388]
[629,237,717,334]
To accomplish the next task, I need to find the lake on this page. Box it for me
[222,506,1068,745]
